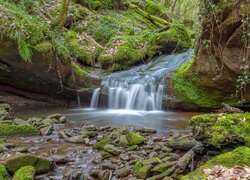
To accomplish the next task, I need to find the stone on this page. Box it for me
[161,146,172,153]
[66,135,85,143]
[81,131,98,138]
[136,165,153,179]
[0,144,8,153]
[117,167,131,178]
[58,116,67,123]
[119,135,129,147]
[151,162,175,173]
[127,132,145,145]
[46,114,61,120]
[40,125,53,136]
[149,151,158,158]
[142,157,161,165]
[5,155,52,174]
[13,166,35,180]
[50,155,68,164]
[13,118,29,125]
[98,170,111,180]
[101,163,116,170]
[83,125,96,131]
[120,154,130,161]
[104,144,121,156]
[136,128,157,133]
[41,118,53,125]
[12,146,28,153]
[127,145,138,151]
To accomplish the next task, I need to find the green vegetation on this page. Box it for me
[13,166,35,180]
[0,124,38,136]
[182,146,250,179]
[93,136,112,150]
[0,164,9,180]
[190,113,250,148]
[0,104,11,119]
[5,155,51,174]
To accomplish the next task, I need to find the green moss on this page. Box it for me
[72,63,89,77]
[93,136,112,150]
[168,137,175,146]
[99,35,147,71]
[0,104,11,118]
[0,124,38,136]
[13,166,35,180]
[148,24,192,54]
[133,160,142,175]
[182,146,250,179]
[127,132,145,145]
[0,164,9,180]
[145,0,165,16]
[190,113,250,148]
[5,155,51,174]
[33,41,53,54]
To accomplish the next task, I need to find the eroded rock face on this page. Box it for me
[193,0,250,97]
[0,41,100,106]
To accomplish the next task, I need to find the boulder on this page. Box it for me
[127,132,145,145]
[13,166,35,180]
[66,135,86,143]
[39,125,53,136]
[4,155,52,174]
[13,118,29,125]
[119,135,129,147]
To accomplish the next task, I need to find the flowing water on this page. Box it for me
[90,50,194,110]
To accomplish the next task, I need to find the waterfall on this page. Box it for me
[90,50,193,111]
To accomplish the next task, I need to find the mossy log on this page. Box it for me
[126,2,170,27]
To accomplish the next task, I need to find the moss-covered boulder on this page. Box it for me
[4,155,52,174]
[0,124,38,136]
[181,146,250,179]
[93,136,112,150]
[0,164,10,180]
[13,166,35,180]
[103,144,122,156]
[190,113,250,148]
[99,35,147,71]
[149,24,191,54]
[127,132,145,145]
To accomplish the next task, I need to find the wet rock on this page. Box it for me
[42,118,54,125]
[62,166,72,178]
[84,125,97,131]
[101,163,117,170]
[119,135,129,147]
[100,126,111,131]
[5,155,52,174]
[143,145,153,150]
[89,169,99,178]
[50,155,68,164]
[40,125,53,136]
[152,136,162,142]
[104,144,121,156]
[58,116,67,123]
[176,149,195,173]
[136,128,157,134]
[168,153,180,161]
[149,151,158,158]
[161,146,172,153]
[120,154,130,161]
[154,145,162,151]
[13,118,29,125]
[127,132,145,145]
[117,167,131,178]
[12,146,28,153]
[66,135,86,143]
[98,170,111,180]
[46,114,61,120]
[81,131,98,138]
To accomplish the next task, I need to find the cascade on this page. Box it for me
[90,50,193,110]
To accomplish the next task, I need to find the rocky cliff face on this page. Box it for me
[0,40,100,106]
[171,0,250,110]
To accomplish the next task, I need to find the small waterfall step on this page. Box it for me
[90,50,194,111]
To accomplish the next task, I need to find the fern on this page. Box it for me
[18,40,32,62]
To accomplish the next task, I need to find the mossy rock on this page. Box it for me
[103,144,121,156]
[190,113,250,148]
[136,164,153,179]
[0,144,7,153]
[0,104,11,119]
[99,35,147,71]
[13,166,35,180]
[0,164,10,180]
[127,132,145,145]
[181,146,250,179]
[93,136,112,150]
[0,124,38,136]
[4,155,52,174]
[148,24,192,54]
